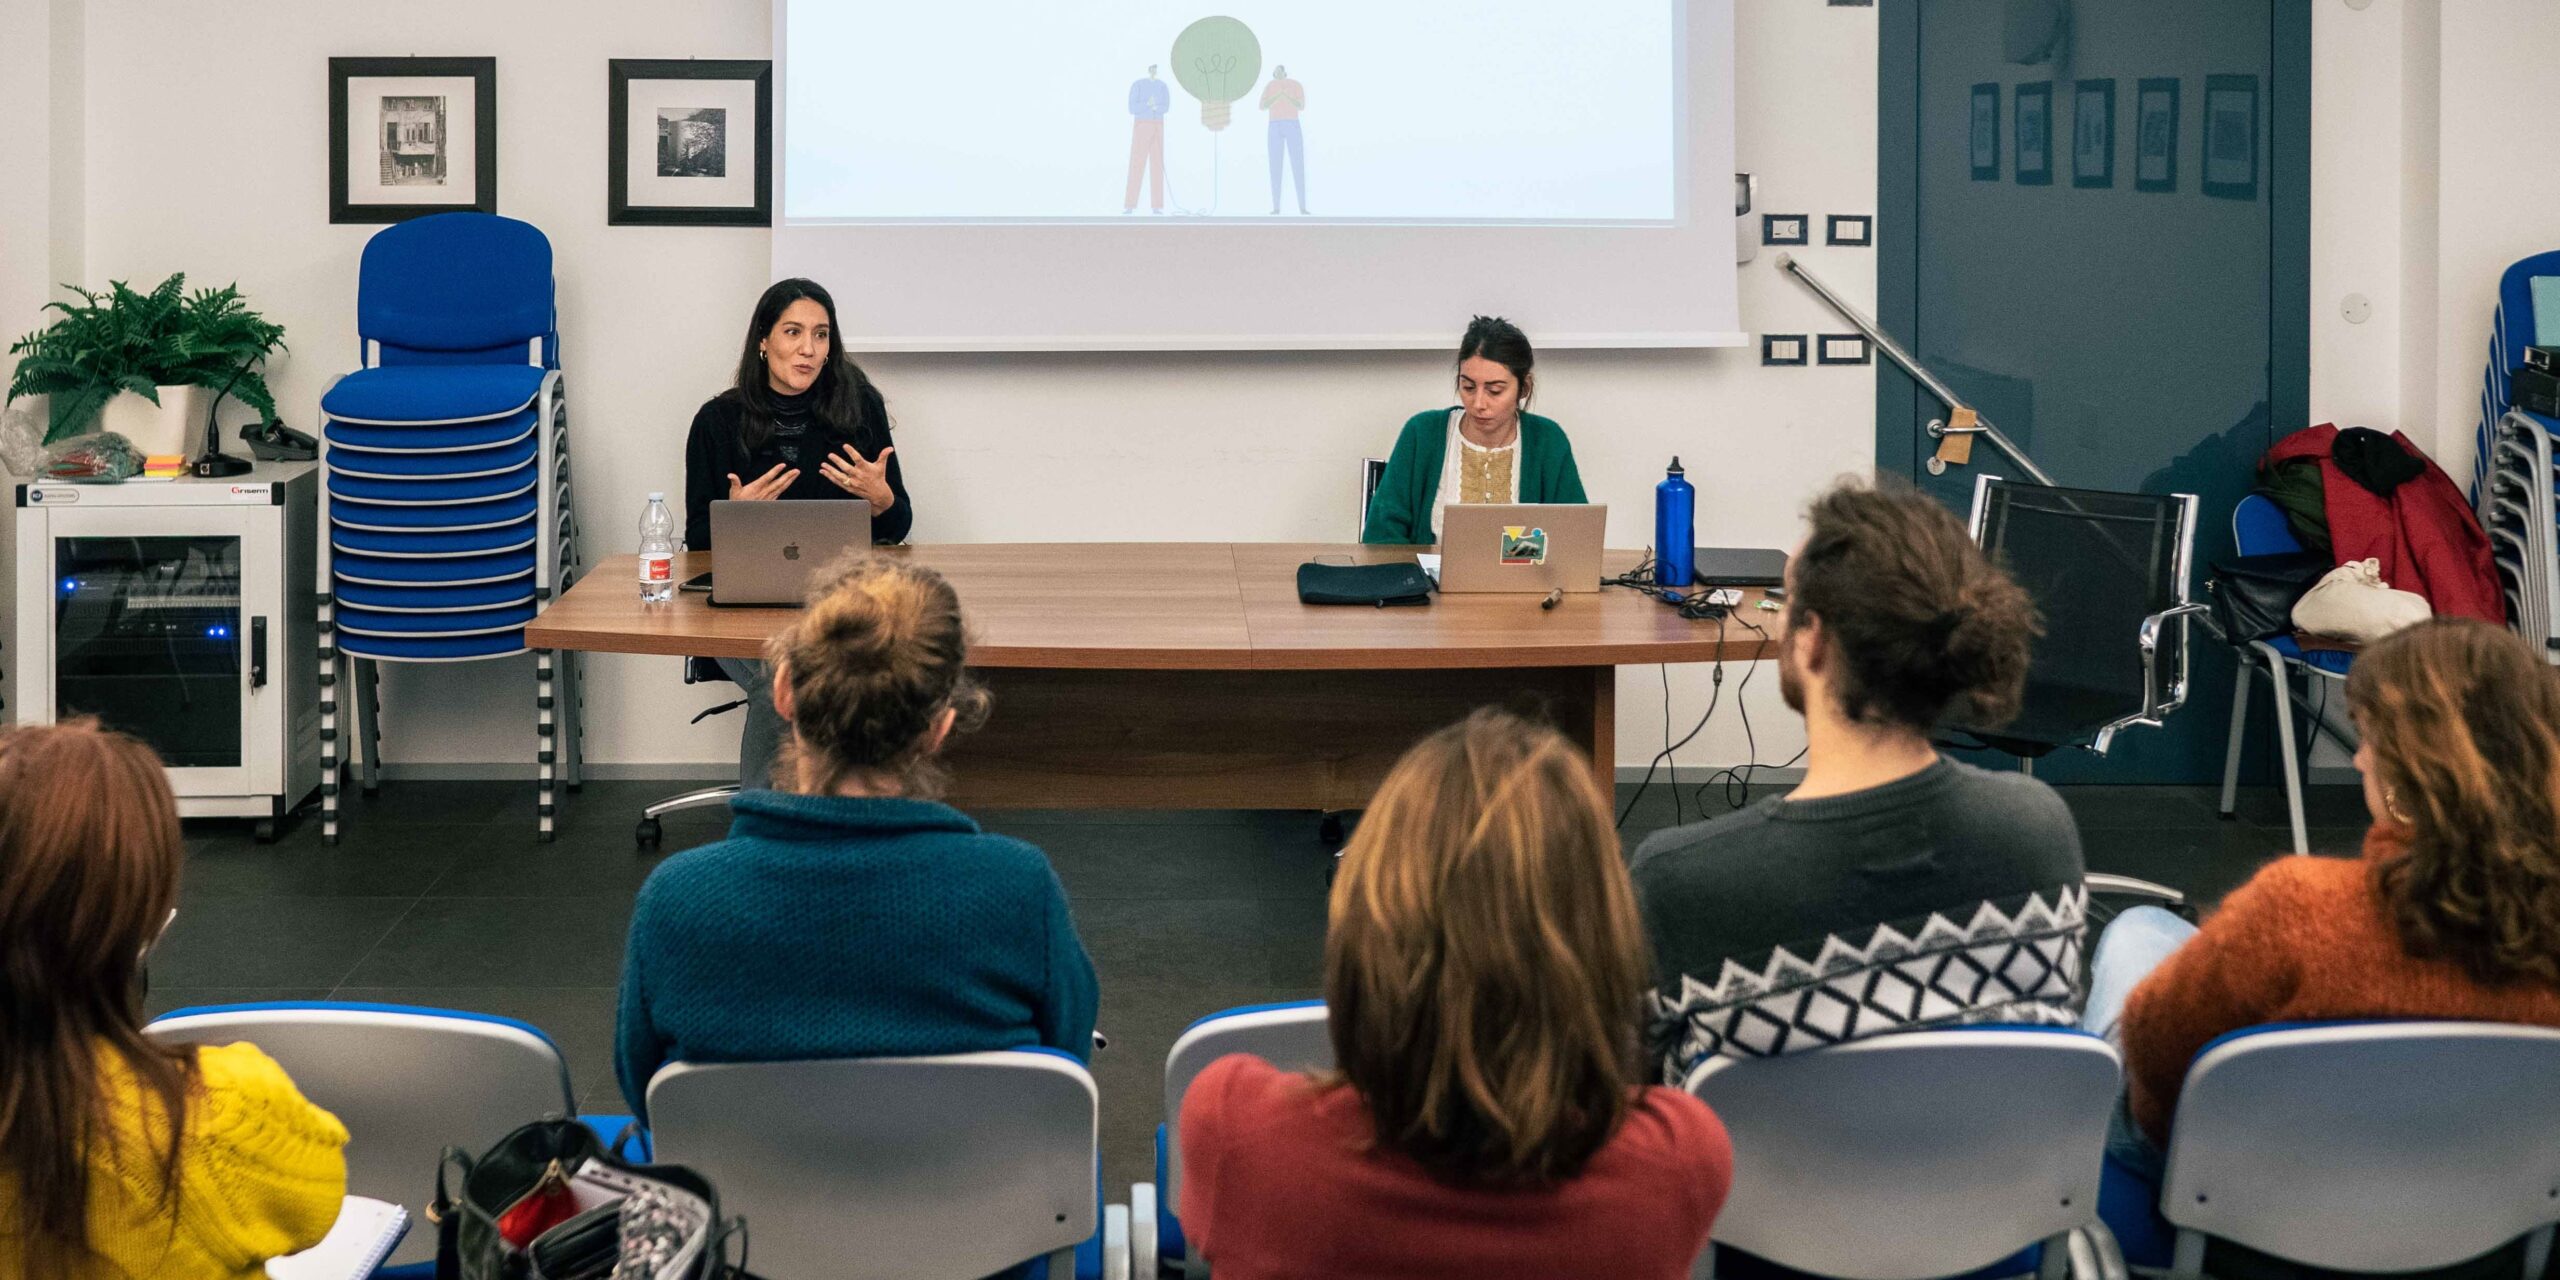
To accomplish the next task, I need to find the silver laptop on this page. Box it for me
[708,500,872,606]
[1437,503,1608,594]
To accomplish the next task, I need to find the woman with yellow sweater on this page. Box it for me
[0,720,348,1279]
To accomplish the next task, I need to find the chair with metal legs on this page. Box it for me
[2213,494,2353,856]
[635,656,744,849]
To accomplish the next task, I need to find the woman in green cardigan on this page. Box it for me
[1362,316,1589,544]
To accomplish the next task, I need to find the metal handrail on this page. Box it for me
[1775,253,2058,487]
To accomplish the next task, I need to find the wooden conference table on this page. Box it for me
[525,544,1778,814]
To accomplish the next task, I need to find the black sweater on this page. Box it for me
[682,386,912,550]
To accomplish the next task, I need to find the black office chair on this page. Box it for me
[634,656,745,848]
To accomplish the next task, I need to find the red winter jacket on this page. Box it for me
[2261,424,2504,624]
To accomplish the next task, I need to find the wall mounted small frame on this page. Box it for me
[610,59,774,226]
[2202,73,2259,200]
[2071,79,2114,189]
[1762,334,1808,367]
[1762,214,1810,246]
[329,57,498,224]
[1826,214,1872,247]
[1968,83,2000,181]
[2014,81,2053,186]
[2134,77,2180,193]
[1817,334,1872,366]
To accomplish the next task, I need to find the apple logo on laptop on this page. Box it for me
[782,542,801,561]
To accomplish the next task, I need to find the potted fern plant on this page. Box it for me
[5,275,287,453]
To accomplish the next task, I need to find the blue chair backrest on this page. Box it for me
[2161,1020,2560,1274]
[358,213,556,367]
[2472,250,2560,501]
[145,1002,576,1268]
[2231,492,2303,558]
[1686,1027,2121,1280]
[647,1050,1098,1280]
[1161,1001,1330,1225]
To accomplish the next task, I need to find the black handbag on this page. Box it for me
[1296,561,1434,606]
[430,1118,745,1280]
[2207,550,2331,644]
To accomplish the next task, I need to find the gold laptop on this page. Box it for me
[1436,503,1608,593]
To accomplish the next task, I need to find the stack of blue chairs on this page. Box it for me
[2468,251,2560,659]
[316,213,584,844]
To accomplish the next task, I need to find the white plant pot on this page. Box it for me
[96,385,211,459]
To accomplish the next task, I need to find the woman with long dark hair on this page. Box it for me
[685,278,914,786]
[0,720,347,1278]
[1361,316,1588,545]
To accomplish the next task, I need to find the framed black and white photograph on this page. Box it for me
[330,57,497,224]
[2014,82,2052,186]
[2202,73,2258,201]
[1969,83,2000,181]
[610,59,772,226]
[2135,77,2180,193]
[2071,79,2114,189]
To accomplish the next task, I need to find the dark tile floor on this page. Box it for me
[150,774,2361,1197]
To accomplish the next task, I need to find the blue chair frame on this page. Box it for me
[2213,493,2353,855]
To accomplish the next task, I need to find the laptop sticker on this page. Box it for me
[1500,525,1548,566]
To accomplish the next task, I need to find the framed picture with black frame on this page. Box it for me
[2071,79,2114,189]
[2202,73,2259,201]
[1969,82,2000,181]
[2134,77,2180,193]
[329,57,498,224]
[2014,81,2053,186]
[609,59,773,226]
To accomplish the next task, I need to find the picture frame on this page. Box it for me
[2014,81,2053,187]
[609,59,773,227]
[2134,77,2180,193]
[329,57,498,224]
[1969,83,2000,181]
[2071,79,2114,189]
[2202,73,2258,201]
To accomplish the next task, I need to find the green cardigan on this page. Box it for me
[1360,409,1589,544]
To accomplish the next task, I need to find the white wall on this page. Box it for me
[40,0,1880,776]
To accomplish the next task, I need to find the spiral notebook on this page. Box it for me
[266,1195,410,1280]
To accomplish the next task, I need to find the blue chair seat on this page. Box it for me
[332,492,539,533]
[338,629,528,661]
[2264,634,2355,676]
[329,466,537,506]
[334,576,536,612]
[332,548,537,587]
[338,602,539,637]
[326,409,538,454]
[333,519,538,558]
[328,434,538,480]
[322,364,545,425]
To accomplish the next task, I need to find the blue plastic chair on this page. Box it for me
[2469,250,2560,506]
[1128,1000,1331,1279]
[1687,1027,2125,1280]
[646,1050,1125,1280]
[2213,493,2354,855]
[2100,1021,2560,1278]
[315,213,584,844]
[144,1002,634,1277]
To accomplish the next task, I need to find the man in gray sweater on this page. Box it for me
[1633,479,2087,1085]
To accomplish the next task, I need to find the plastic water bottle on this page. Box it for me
[1655,458,1696,588]
[638,492,676,603]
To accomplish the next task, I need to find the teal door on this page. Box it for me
[1877,1,2310,782]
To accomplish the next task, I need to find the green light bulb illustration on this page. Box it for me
[1170,16,1262,132]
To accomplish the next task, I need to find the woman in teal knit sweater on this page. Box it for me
[614,555,1098,1124]
[1362,316,1589,544]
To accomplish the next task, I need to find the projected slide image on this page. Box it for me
[785,1,1683,225]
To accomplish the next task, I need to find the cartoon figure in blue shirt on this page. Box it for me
[1126,64,1170,214]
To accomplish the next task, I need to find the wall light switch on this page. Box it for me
[1762,334,1809,366]
[1817,334,1873,366]
[1826,214,1873,246]
[1761,214,1810,246]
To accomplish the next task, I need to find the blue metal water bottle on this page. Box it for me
[1655,457,1696,588]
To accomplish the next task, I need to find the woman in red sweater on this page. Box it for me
[1178,709,1733,1280]
[2108,618,2560,1170]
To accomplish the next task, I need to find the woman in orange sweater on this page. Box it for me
[2097,618,2560,1176]
[0,721,348,1279]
